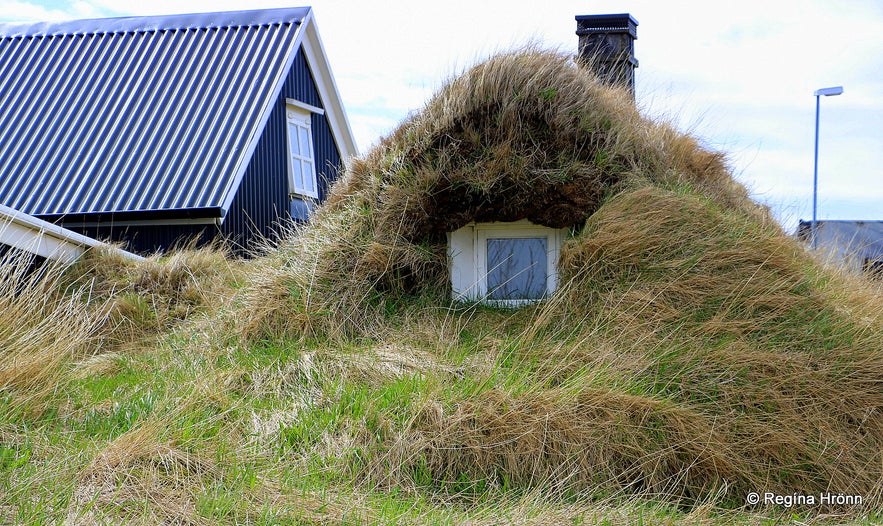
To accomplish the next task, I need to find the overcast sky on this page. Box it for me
[2,0,881,233]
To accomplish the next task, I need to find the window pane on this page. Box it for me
[291,159,303,191]
[302,160,315,193]
[288,122,300,155]
[486,238,547,300]
[298,126,311,159]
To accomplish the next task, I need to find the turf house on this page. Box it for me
[239,47,882,512]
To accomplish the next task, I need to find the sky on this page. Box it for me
[2,0,881,234]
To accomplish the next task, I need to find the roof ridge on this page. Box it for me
[0,6,311,38]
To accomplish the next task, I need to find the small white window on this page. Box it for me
[286,106,318,199]
[448,220,565,306]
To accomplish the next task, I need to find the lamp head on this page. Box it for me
[814,86,844,97]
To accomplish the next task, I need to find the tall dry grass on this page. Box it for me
[237,49,773,343]
[0,249,100,413]
[4,47,879,520]
[65,420,217,525]
[358,187,883,507]
[69,244,238,346]
[0,244,237,416]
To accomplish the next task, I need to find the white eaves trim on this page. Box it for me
[285,97,324,116]
[0,204,142,264]
[299,9,359,161]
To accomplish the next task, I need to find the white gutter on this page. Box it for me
[0,204,143,264]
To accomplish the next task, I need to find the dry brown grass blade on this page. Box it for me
[0,250,101,412]
[66,421,218,526]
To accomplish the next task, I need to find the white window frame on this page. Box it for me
[448,220,565,306]
[285,104,319,199]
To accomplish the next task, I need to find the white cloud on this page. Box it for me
[0,1,71,21]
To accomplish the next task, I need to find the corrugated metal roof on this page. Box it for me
[0,7,310,219]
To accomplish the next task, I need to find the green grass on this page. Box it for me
[1,306,880,524]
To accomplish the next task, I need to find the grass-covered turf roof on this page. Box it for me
[241,48,773,337]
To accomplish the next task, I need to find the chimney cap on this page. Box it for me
[575,13,638,38]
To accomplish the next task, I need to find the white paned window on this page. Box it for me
[286,105,318,199]
[448,220,565,306]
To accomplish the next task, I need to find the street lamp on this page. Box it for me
[812,85,843,249]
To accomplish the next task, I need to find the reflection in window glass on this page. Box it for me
[302,160,315,194]
[299,126,310,156]
[288,121,301,155]
[486,238,547,300]
[291,160,303,191]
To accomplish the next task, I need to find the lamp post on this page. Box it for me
[812,86,843,249]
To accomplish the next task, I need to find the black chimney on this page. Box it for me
[575,13,638,95]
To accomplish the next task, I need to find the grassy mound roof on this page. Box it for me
[237,49,883,511]
[242,49,770,337]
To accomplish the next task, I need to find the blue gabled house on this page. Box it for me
[0,7,357,255]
